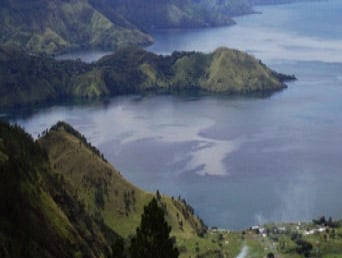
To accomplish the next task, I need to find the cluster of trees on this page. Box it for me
[313,216,340,228]
[113,198,179,258]
[172,195,207,236]
[290,233,313,257]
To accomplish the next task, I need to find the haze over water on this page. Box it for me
[8,0,342,229]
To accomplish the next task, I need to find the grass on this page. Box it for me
[242,221,342,258]
[4,121,342,257]
[39,124,204,236]
[39,122,252,257]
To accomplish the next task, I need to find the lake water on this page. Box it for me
[6,0,342,229]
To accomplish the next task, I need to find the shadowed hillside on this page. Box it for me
[0,121,215,258]
[0,122,117,258]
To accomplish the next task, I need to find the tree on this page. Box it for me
[112,237,125,258]
[267,253,275,258]
[296,239,313,257]
[129,198,179,258]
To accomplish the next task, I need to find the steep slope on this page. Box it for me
[0,121,250,258]
[0,0,152,54]
[39,121,207,240]
[0,121,213,257]
[0,122,118,258]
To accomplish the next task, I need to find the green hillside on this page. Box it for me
[39,121,206,239]
[0,0,253,54]
[0,121,228,258]
[0,122,117,258]
[0,46,295,107]
[0,0,152,54]
[0,121,248,258]
[2,121,342,258]
[0,0,314,54]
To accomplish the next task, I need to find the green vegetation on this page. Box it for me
[0,122,117,258]
[0,121,225,258]
[0,0,152,54]
[241,218,342,258]
[129,198,179,258]
[0,0,315,54]
[0,46,295,107]
[2,121,342,257]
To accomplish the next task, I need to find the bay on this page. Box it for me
[7,0,342,229]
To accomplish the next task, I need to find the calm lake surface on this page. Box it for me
[6,0,342,229]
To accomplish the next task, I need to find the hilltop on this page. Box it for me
[0,46,295,107]
[0,122,117,257]
[1,121,234,258]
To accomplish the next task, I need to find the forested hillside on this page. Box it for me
[0,46,294,107]
[0,0,153,54]
[0,0,256,54]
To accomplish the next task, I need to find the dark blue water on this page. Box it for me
[7,0,342,229]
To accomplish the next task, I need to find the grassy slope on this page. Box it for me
[1,121,231,258]
[0,0,152,54]
[40,122,342,258]
[0,122,116,258]
[200,47,286,93]
[39,122,227,257]
[3,121,341,257]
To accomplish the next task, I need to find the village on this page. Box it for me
[206,217,342,258]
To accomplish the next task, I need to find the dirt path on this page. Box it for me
[236,244,249,258]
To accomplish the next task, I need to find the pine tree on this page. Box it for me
[112,237,125,258]
[129,198,179,258]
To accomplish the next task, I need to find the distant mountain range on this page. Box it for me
[0,0,153,54]
[0,0,313,54]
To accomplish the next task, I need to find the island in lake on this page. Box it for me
[0,46,294,108]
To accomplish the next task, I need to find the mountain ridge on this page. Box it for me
[0,0,153,54]
[0,121,210,258]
